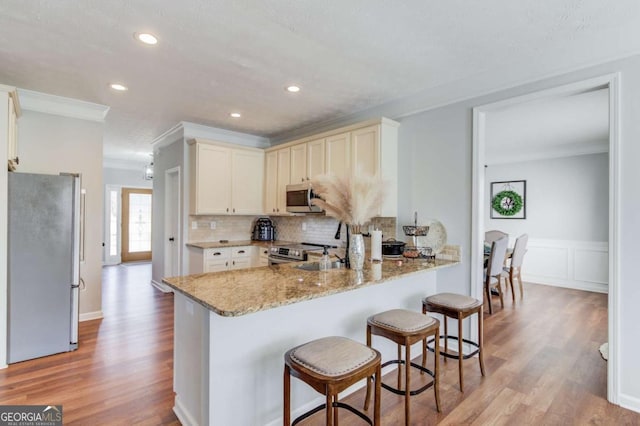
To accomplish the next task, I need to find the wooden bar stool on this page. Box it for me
[365,309,441,426]
[284,336,381,426]
[422,293,485,392]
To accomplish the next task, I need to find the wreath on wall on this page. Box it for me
[491,190,523,216]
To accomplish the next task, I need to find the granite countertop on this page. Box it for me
[163,258,459,317]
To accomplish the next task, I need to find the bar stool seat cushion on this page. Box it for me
[424,293,482,310]
[289,336,377,377]
[369,309,436,333]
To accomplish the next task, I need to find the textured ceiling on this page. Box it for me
[0,0,639,167]
[485,88,609,165]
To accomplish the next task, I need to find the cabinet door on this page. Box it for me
[204,259,230,273]
[325,132,351,178]
[290,143,307,183]
[7,93,19,171]
[276,148,291,214]
[264,151,278,214]
[231,149,264,214]
[230,258,251,270]
[195,144,231,214]
[351,125,380,177]
[307,138,325,181]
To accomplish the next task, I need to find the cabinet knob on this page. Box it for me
[272,208,275,212]
[226,208,229,212]
[301,178,304,182]
[238,250,245,254]
[233,208,235,213]
[169,237,175,242]
[213,252,222,256]
[225,261,228,266]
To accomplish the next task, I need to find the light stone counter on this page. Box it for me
[163,258,458,317]
[166,258,459,425]
[185,239,287,249]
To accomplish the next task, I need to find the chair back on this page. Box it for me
[511,234,528,268]
[485,230,508,244]
[487,236,508,279]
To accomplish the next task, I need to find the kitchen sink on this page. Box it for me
[294,261,343,271]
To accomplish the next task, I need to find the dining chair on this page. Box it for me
[484,230,508,244]
[484,236,509,314]
[502,234,528,300]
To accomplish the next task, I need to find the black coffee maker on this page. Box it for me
[252,218,275,241]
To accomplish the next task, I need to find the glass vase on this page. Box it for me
[348,233,365,271]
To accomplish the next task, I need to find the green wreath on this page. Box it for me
[492,190,523,216]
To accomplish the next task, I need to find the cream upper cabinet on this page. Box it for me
[263,118,398,217]
[290,143,307,184]
[351,125,379,177]
[264,147,290,214]
[325,132,351,178]
[190,143,231,214]
[307,138,325,181]
[231,149,264,215]
[2,86,20,171]
[291,138,325,183]
[264,151,278,214]
[189,140,264,215]
[276,148,291,213]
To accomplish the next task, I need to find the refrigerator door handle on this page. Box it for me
[67,173,82,347]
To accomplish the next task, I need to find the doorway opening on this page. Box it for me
[472,74,621,404]
[121,188,153,263]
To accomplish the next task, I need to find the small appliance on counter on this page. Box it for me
[252,217,276,241]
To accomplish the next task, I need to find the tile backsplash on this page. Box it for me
[188,214,397,247]
[271,216,396,247]
[188,215,257,242]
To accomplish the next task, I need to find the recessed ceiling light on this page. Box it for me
[230,112,241,118]
[286,85,301,93]
[110,83,128,91]
[135,32,158,45]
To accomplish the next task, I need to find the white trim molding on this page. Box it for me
[79,311,104,322]
[151,121,269,151]
[521,239,608,293]
[17,89,110,122]
[151,279,173,293]
[472,73,621,406]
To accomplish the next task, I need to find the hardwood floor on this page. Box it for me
[1,264,638,425]
[0,262,179,425]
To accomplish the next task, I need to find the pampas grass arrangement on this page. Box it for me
[310,172,385,234]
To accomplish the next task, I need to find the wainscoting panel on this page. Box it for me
[521,239,608,293]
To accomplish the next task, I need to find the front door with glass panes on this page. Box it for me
[121,188,153,262]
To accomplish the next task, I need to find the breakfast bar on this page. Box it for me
[163,258,458,425]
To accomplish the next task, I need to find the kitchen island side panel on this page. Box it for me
[204,271,437,425]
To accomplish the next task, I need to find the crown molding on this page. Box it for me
[17,89,110,122]
[151,121,269,151]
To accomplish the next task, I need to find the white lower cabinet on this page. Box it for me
[189,245,259,274]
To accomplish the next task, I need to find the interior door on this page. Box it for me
[121,188,153,262]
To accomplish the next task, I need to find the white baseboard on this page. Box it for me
[151,279,173,293]
[619,393,640,414]
[79,311,103,322]
[173,395,199,426]
[522,275,608,294]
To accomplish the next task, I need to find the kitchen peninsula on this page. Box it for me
[163,257,458,425]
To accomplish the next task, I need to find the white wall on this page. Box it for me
[484,153,609,241]
[18,110,104,320]
[102,167,153,264]
[103,167,153,189]
[0,88,12,368]
[271,54,640,410]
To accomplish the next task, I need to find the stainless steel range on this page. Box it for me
[267,242,334,265]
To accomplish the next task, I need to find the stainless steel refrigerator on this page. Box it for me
[7,172,81,363]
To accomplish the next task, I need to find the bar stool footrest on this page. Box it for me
[380,359,435,396]
[426,336,480,360]
[292,402,373,426]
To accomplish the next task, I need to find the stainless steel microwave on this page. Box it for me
[285,182,324,213]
